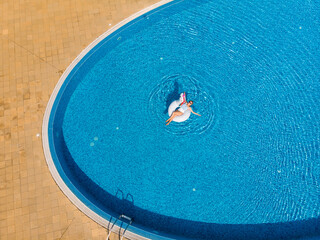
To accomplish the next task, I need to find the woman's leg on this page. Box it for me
[166,111,183,125]
[166,110,183,121]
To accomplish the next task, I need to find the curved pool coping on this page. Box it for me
[42,0,320,239]
[41,1,185,239]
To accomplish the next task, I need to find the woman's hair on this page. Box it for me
[189,100,193,105]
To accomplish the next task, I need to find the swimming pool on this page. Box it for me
[43,0,320,239]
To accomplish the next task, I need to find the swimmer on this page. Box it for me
[166,97,201,125]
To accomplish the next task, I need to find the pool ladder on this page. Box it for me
[106,214,133,240]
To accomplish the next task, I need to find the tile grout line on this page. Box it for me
[1,35,62,72]
[42,1,175,239]
[59,217,75,240]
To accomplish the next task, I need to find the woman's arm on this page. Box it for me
[189,107,201,116]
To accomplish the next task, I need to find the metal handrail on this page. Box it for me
[106,216,119,240]
[106,214,133,240]
[119,214,133,240]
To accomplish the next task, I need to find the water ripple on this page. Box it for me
[148,74,218,135]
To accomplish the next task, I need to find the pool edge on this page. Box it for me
[42,1,182,239]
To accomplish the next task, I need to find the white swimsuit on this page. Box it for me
[178,103,188,113]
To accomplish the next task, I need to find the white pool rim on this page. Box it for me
[41,1,183,240]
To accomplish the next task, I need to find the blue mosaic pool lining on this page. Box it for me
[47,0,320,239]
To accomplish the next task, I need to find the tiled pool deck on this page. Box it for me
[0,0,159,239]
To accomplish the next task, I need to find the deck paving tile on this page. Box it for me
[1,0,161,239]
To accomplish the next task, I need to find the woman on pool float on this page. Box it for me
[166,92,201,125]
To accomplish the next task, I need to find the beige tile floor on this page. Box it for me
[0,0,160,239]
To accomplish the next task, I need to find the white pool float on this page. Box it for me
[168,93,191,122]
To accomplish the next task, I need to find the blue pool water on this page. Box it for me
[50,0,320,239]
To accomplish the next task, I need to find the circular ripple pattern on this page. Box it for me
[148,74,217,135]
[61,0,320,233]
